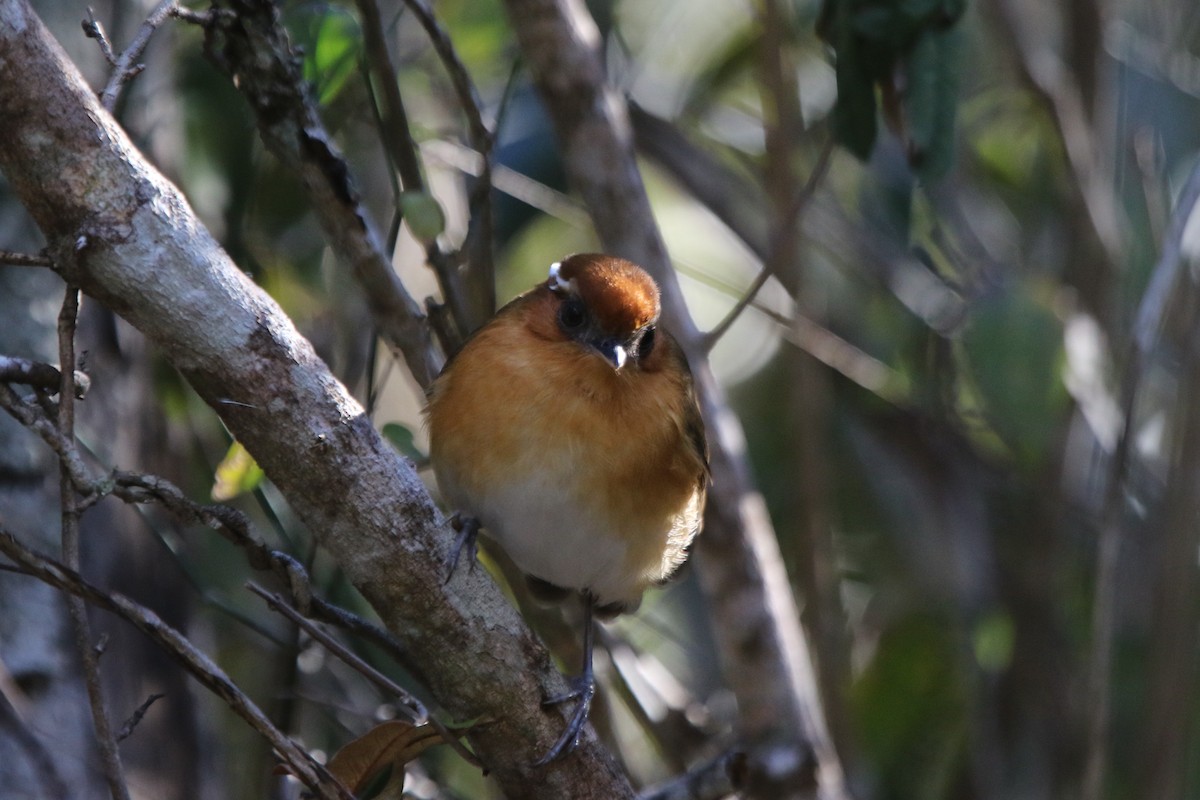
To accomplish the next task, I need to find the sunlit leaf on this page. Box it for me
[298,8,362,106]
[211,440,264,501]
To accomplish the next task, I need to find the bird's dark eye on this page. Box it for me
[558,298,587,331]
[639,326,656,359]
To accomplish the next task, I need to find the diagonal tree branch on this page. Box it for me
[200,0,439,388]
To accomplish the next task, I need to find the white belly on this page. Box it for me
[440,463,656,608]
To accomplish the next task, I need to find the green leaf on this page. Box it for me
[908,28,961,181]
[962,287,1067,467]
[382,423,425,462]
[973,612,1015,672]
[303,9,361,106]
[399,191,446,242]
[211,440,264,501]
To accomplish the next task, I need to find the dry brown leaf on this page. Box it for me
[326,720,444,794]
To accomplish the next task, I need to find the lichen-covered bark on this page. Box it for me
[0,1,632,796]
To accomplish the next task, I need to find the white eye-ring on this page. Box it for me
[548,261,576,294]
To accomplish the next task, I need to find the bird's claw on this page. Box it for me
[444,514,481,585]
[533,675,596,766]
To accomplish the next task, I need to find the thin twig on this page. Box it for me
[0,529,352,800]
[0,249,53,267]
[703,140,833,351]
[81,8,117,65]
[98,0,178,112]
[636,750,748,800]
[56,286,131,800]
[0,354,90,397]
[248,583,484,770]
[397,0,497,323]
[986,0,1121,268]
[0,381,418,683]
[115,693,164,742]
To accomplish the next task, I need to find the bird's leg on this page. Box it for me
[443,513,481,584]
[534,596,597,766]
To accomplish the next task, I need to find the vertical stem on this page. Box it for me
[758,0,852,761]
[58,286,130,800]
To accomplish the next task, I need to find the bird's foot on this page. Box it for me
[443,513,481,585]
[533,674,596,766]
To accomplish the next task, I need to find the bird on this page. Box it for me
[425,252,708,764]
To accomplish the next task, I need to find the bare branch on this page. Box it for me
[0,354,90,398]
[248,582,483,769]
[353,0,481,335]
[81,8,117,66]
[0,249,53,267]
[0,528,352,800]
[203,0,439,388]
[985,0,1122,296]
[637,751,748,800]
[115,693,164,743]
[55,285,130,800]
[703,140,834,350]
[98,0,178,112]
[1083,159,1200,800]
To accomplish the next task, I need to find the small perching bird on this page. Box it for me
[426,253,708,764]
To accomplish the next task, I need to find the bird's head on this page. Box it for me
[541,253,661,372]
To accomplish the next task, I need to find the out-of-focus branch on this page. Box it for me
[0,528,351,800]
[203,0,439,388]
[1083,160,1200,800]
[0,249,53,267]
[756,0,853,765]
[0,380,418,689]
[395,0,498,327]
[247,581,481,769]
[55,286,131,800]
[637,751,748,800]
[703,140,833,350]
[497,0,849,796]
[0,354,90,397]
[0,3,634,794]
[986,0,1120,321]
